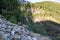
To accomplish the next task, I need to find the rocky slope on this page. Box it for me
[0,15,51,40]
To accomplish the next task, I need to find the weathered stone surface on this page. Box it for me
[0,15,51,40]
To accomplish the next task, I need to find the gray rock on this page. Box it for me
[1,24,6,28]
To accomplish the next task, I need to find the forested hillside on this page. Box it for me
[30,1,60,40]
[31,1,60,23]
[0,0,60,40]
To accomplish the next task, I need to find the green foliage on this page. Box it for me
[0,0,28,24]
[9,16,17,23]
[30,23,48,36]
[0,0,19,23]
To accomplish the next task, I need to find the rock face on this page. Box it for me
[0,15,51,40]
